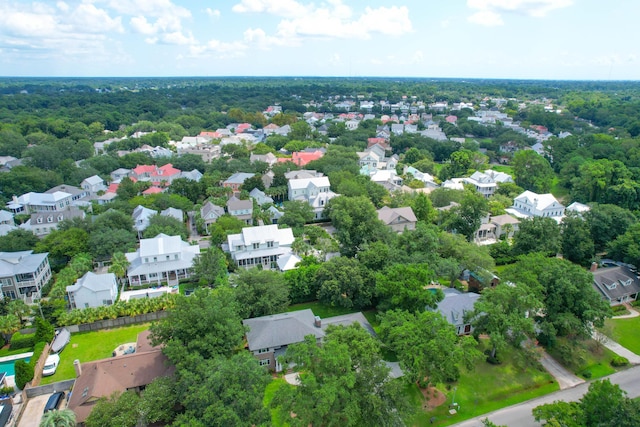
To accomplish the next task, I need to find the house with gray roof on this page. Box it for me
[132,205,158,234]
[21,207,85,237]
[125,233,200,286]
[226,224,294,269]
[200,201,225,232]
[592,264,640,306]
[160,207,183,223]
[81,175,107,195]
[0,250,51,302]
[226,196,253,225]
[242,309,375,371]
[249,188,274,206]
[223,172,255,192]
[66,272,118,309]
[436,288,480,335]
[376,206,417,233]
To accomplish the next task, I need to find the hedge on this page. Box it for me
[9,332,35,351]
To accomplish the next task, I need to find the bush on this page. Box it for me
[9,332,35,350]
[14,360,31,390]
[611,356,629,367]
[34,317,55,344]
[484,349,502,365]
[581,369,592,379]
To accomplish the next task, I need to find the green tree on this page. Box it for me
[39,409,76,427]
[413,192,436,223]
[89,229,137,261]
[273,324,412,427]
[379,310,481,386]
[150,288,244,362]
[143,214,188,240]
[584,204,637,252]
[512,150,554,192]
[284,261,321,304]
[316,257,375,309]
[34,316,55,344]
[231,268,289,318]
[0,229,39,252]
[325,195,390,257]
[115,177,139,200]
[561,212,594,266]
[192,247,228,288]
[466,283,542,359]
[0,314,20,343]
[172,352,271,427]
[85,391,140,427]
[108,252,130,285]
[607,223,640,268]
[442,188,489,241]
[512,217,561,256]
[137,376,178,425]
[35,227,90,266]
[279,200,315,229]
[375,263,442,312]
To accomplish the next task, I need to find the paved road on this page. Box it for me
[452,364,640,427]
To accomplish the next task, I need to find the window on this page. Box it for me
[37,217,43,224]
[253,243,259,249]
[259,359,270,366]
[267,241,274,248]
[174,254,179,260]
[166,256,170,261]
[257,348,269,354]
[153,257,157,262]
[145,258,149,263]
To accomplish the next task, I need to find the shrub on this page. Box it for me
[14,360,32,390]
[611,356,629,367]
[9,332,35,350]
[484,349,502,365]
[581,369,592,379]
[34,317,55,345]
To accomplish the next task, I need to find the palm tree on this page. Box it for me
[109,252,130,287]
[39,408,76,427]
[0,314,21,344]
[69,252,93,276]
[6,300,30,326]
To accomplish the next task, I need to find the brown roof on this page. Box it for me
[68,332,174,423]
[376,206,417,225]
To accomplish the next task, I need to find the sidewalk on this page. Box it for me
[612,304,639,319]
[593,331,640,364]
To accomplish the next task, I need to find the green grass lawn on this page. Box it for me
[605,316,640,355]
[414,346,558,426]
[489,165,514,175]
[40,324,150,385]
[546,337,618,380]
[286,301,359,319]
[0,346,33,358]
[264,377,290,427]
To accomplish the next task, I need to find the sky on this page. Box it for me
[0,0,638,80]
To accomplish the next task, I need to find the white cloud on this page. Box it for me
[329,53,342,67]
[206,8,220,18]
[411,50,424,64]
[187,39,248,59]
[234,0,412,41]
[108,0,191,18]
[109,0,193,44]
[467,0,572,26]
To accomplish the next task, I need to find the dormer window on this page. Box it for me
[37,217,43,224]
[605,282,617,290]
[58,215,63,221]
[267,241,274,248]
[253,243,260,249]
[620,279,632,287]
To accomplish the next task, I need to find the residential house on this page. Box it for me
[0,251,51,301]
[223,172,255,192]
[6,191,74,215]
[278,150,324,167]
[200,201,225,232]
[482,169,514,184]
[177,144,221,163]
[125,233,200,286]
[130,164,182,187]
[468,269,500,293]
[180,169,203,182]
[110,168,131,182]
[404,166,438,188]
[132,205,158,234]
[507,190,565,222]
[22,207,85,237]
[160,207,183,222]
[226,224,295,269]
[377,206,417,233]
[66,272,118,309]
[81,175,107,195]
[227,196,253,225]
[242,309,375,371]
[250,153,278,166]
[249,188,274,206]
[566,202,590,215]
[284,170,323,180]
[436,288,480,335]
[267,206,284,224]
[461,171,499,198]
[276,253,302,272]
[592,263,640,306]
[67,330,175,424]
[489,214,520,239]
[287,176,337,220]
[0,210,16,236]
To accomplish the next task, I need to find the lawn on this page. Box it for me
[546,337,618,380]
[605,316,640,355]
[489,164,514,175]
[413,346,559,426]
[264,378,289,427]
[40,324,150,385]
[0,346,34,358]
[286,301,359,319]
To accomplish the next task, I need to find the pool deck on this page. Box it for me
[0,352,33,363]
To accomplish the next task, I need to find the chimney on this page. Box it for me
[73,359,82,377]
[590,262,598,272]
[314,316,321,328]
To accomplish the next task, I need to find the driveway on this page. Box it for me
[18,392,68,427]
[537,351,584,389]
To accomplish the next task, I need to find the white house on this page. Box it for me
[507,190,565,221]
[66,272,118,309]
[462,171,499,198]
[81,175,107,195]
[6,191,74,214]
[249,188,274,206]
[287,177,338,220]
[226,224,295,269]
[0,251,52,302]
[125,234,200,286]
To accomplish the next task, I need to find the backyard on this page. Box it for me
[39,323,150,385]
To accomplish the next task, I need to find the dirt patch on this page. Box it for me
[418,384,447,410]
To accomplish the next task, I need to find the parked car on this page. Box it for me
[42,354,60,377]
[43,391,64,413]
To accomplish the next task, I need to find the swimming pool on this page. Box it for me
[0,357,30,376]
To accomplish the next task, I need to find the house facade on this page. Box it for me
[66,272,118,309]
[81,175,107,195]
[132,205,158,234]
[22,207,86,237]
[592,263,640,306]
[436,288,480,335]
[287,177,337,220]
[223,172,255,192]
[376,206,417,233]
[507,190,565,221]
[125,234,200,286]
[200,201,225,232]
[0,251,51,302]
[226,224,294,269]
[226,196,253,225]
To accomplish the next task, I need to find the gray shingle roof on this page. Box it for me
[243,309,324,351]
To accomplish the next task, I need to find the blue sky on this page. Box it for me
[0,0,637,80]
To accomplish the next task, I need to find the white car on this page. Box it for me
[42,354,60,377]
